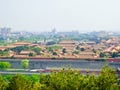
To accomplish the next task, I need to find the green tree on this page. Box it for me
[99,52,105,57]
[52,52,57,56]
[0,62,11,70]
[97,65,119,90]
[46,45,62,52]
[111,52,118,58]
[39,67,119,90]
[80,47,85,51]
[62,48,67,54]
[21,59,29,69]
[92,49,96,53]
[8,74,33,90]
[0,75,7,90]
[3,74,12,82]
[19,37,25,41]
[73,50,79,54]
[76,45,80,50]
[33,47,42,55]
[0,50,9,56]
[29,52,35,57]
[0,66,118,90]
[10,46,32,54]
[29,75,39,83]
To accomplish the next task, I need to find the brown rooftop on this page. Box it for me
[59,40,75,44]
[20,50,35,55]
[14,42,31,46]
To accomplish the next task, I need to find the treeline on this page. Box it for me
[0,46,42,57]
[10,46,42,55]
[0,50,9,56]
[0,60,29,70]
[0,66,120,90]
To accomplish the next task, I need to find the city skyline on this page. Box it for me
[0,0,120,32]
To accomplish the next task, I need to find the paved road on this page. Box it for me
[0,71,40,75]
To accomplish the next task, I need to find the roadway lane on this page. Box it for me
[0,71,40,75]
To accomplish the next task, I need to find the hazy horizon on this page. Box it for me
[0,0,120,32]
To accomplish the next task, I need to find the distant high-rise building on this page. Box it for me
[0,27,11,40]
[51,28,57,34]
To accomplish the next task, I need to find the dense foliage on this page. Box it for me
[0,66,119,90]
[73,50,79,54]
[0,50,9,56]
[0,62,11,70]
[21,59,29,69]
[46,45,62,52]
[10,46,42,55]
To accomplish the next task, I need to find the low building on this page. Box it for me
[58,40,76,52]
[13,42,31,46]
[0,46,8,51]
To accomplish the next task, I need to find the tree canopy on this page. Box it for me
[0,62,11,70]
[0,65,119,90]
[21,59,29,69]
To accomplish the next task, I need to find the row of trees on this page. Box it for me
[0,66,119,90]
[46,45,63,56]
[99,52,120,58]
[46,45,84,55]
[46,45,62,52]
[0,62,11,70]
[0,50,9,56]
[10,46,42,55]
[0,59,29,70]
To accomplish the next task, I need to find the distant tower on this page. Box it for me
[0,27,11,40]
[51,28,57,34]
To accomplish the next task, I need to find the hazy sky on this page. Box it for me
[0,0,120,32]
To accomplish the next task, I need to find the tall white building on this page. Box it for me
[0,27,11,40]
